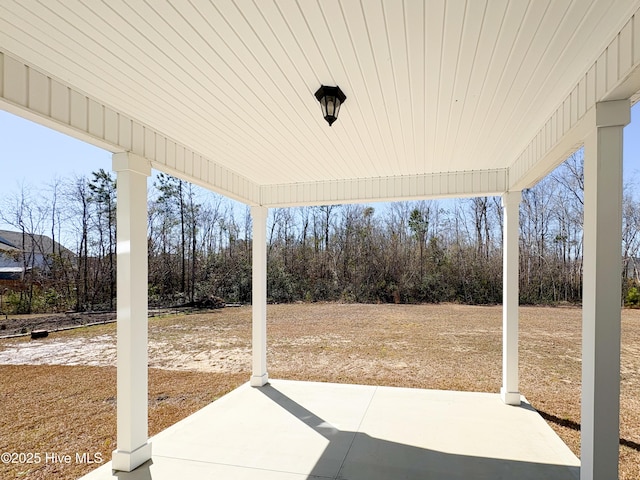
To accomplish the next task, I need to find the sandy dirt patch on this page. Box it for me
[0,308,252,372]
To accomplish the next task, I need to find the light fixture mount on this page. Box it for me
[314,85,346,126]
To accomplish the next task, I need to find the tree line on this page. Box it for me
[2,151,640,314]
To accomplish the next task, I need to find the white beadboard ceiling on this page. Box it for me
[1,0,640,206]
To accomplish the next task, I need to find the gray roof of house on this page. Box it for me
[0,234,18,251]
[0,230,74,270]
[0,230,73,256]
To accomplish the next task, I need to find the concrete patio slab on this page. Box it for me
[80,380,580,480]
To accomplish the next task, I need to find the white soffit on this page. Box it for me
[1,0,640,206]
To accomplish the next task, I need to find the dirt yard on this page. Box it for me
[0,303,638,479]
[0,312,116,337]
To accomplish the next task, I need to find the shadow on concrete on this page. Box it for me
[114,460,153,480]
[259,385,580,480]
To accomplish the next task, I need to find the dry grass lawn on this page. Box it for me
[0,303,638,479]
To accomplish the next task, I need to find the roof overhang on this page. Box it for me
[1,1,640,206]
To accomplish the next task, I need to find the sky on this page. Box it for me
[624,102,640,183]
[0,110,112,192]
[1,102,640,229]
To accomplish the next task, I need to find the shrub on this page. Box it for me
[625,286,640,308]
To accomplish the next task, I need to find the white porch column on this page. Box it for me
[501,191,521,406]
[581,100,629,480]
[111,153,152,472]
[250,206,269,387]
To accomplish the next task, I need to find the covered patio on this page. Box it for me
[2,1,640,478]
[80,379,579,480]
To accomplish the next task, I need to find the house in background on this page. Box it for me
[0,232,23,282]
[1,232,28,288]
[0,229,74,287]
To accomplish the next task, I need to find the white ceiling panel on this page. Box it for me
[1,0,640,206]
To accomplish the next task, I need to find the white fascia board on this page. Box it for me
[260,169,508,207]
[0,50,260,206]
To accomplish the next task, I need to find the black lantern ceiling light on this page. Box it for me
[314,85,346,126]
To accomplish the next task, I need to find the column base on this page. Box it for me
[112,442,152,472]
[250,373,269,387]
[501,388,521,406]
